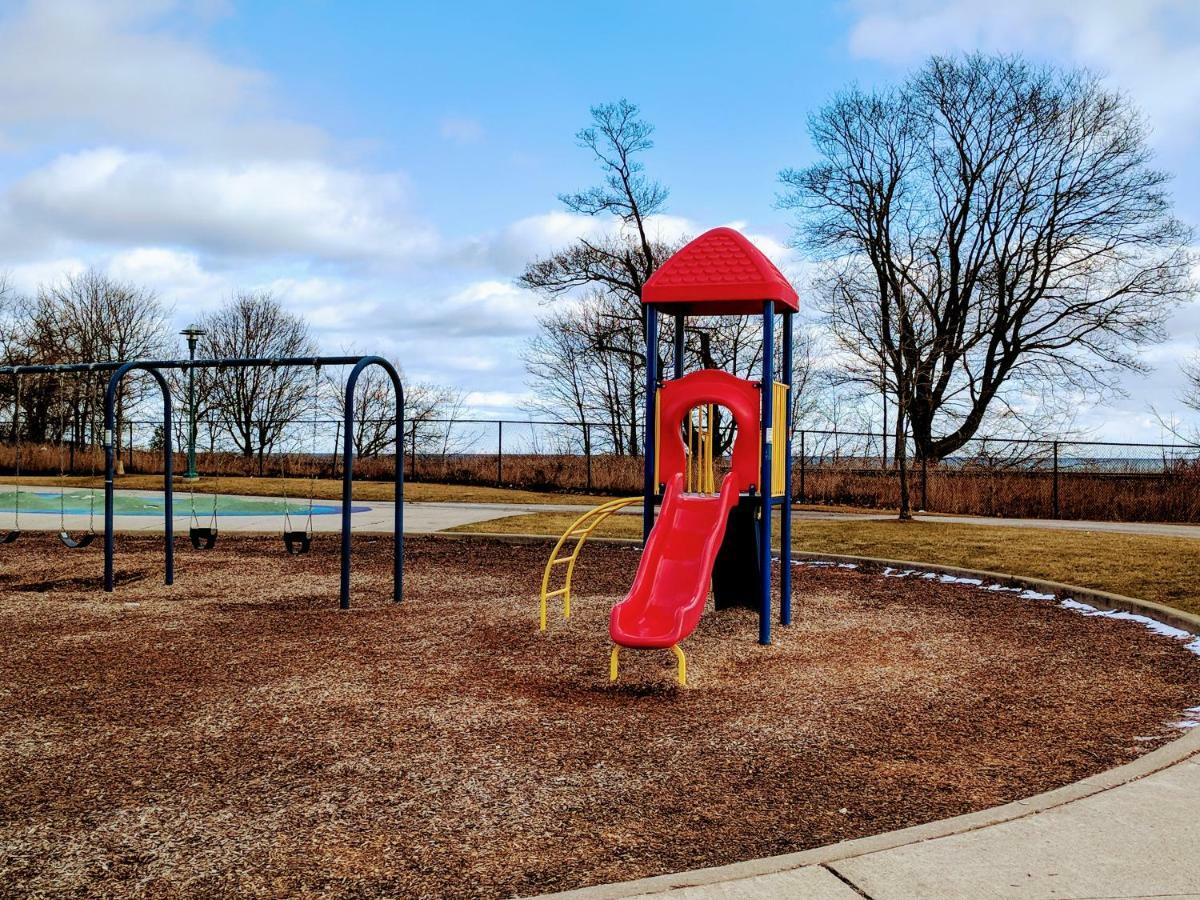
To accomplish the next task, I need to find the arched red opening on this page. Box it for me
[657,370,760,494]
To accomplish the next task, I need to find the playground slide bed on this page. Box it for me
[1,535,1198,898]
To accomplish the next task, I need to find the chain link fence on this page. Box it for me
[3,417,1200,523]
[795,430,1200,522]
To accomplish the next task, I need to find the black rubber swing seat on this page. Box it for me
[59,531,95,549]
[283,531,311,555]
[189,526,218,550]
[0,530,20,545]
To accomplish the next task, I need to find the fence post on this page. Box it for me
[331,421,341,478]
[1052,440,1060,518]
[496,420,503,486]
[921,453,928,511]
[799,430,806,502]
[584,422,593,492]
[409,422,417,481]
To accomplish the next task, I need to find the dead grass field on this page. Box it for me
[452,512,1200,619]
[2,534,1198,898]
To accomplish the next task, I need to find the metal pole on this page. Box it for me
[921,452,929,511]
[800,430,806,502]
[673,313,685,379]
[642,305,659,543]
[331,420,341,478]
[1053,440,1060,518]
[342,356,405,608]
[584,422,593,491]
[780,310,793,627]
[186,337,197,479]
[409,422,417,481]
[759,302,774,646]
[105,363,173,592]
[496,420,503,486]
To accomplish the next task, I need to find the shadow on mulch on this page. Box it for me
[0,534,1198,899]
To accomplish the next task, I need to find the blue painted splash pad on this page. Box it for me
[0,489,370,517]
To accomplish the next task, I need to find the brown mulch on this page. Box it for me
[1,535,1198,898]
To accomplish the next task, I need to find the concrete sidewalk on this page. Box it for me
[543,729,1200,899]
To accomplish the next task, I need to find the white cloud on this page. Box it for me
[438,116,485,145]
[0,0,324,155]
[6,148,439,263]
[464,390,536,410]
[5,256,87,293]
[846,0,1200,148]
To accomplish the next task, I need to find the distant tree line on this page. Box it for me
[0,274,467,474]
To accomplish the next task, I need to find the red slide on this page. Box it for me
[610,472,739,649]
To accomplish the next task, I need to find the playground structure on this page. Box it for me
[0,355,403,608]
[541,227,798,683]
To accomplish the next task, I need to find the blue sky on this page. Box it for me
[0,0,1198,440]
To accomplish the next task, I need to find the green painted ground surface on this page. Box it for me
[0,488,349,517]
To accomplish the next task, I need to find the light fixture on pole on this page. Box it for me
[180,325,206,481]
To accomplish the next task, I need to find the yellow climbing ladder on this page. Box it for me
[539,496,641,630]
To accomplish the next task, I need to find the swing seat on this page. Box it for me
[0,530,19,545]
[59,531,95,549]
[283,530,312,555]
[189,526,218,550]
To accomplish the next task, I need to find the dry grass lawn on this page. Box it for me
[452,512,1200,618]
[2,535,1198,897]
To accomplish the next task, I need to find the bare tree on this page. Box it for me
[327,362,400,458]
[782,54,1195,486]
[197,291,318,471]
[0,270,171,472]
[521,100,681,455]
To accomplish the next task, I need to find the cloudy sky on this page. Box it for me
[0,0,1198,440]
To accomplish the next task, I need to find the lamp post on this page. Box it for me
[180,325,206,481]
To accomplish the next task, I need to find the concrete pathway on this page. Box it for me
[829,754,1200,899]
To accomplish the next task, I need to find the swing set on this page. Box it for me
[0,355,404,608]
[3,374,99,548]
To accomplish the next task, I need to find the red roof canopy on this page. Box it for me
[642,226,799,314]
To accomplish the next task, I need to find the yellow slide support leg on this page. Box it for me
[608,644,688,686]
[672,644,687,686]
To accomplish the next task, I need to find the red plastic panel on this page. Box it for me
[657,369,761,494]
[610,473,738,649]
[642,226,799,314]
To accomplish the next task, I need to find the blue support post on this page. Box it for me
[673,313,685,379]
[642,305,659,543]
[759,302,774,645]
[781,311,794,626]
[104,363,173,593]
[342,356,405,609]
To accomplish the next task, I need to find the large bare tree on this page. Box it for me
[782,53,1195,487]
[197,291,318,470]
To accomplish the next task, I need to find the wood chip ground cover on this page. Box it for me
[1,535,1198,898]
